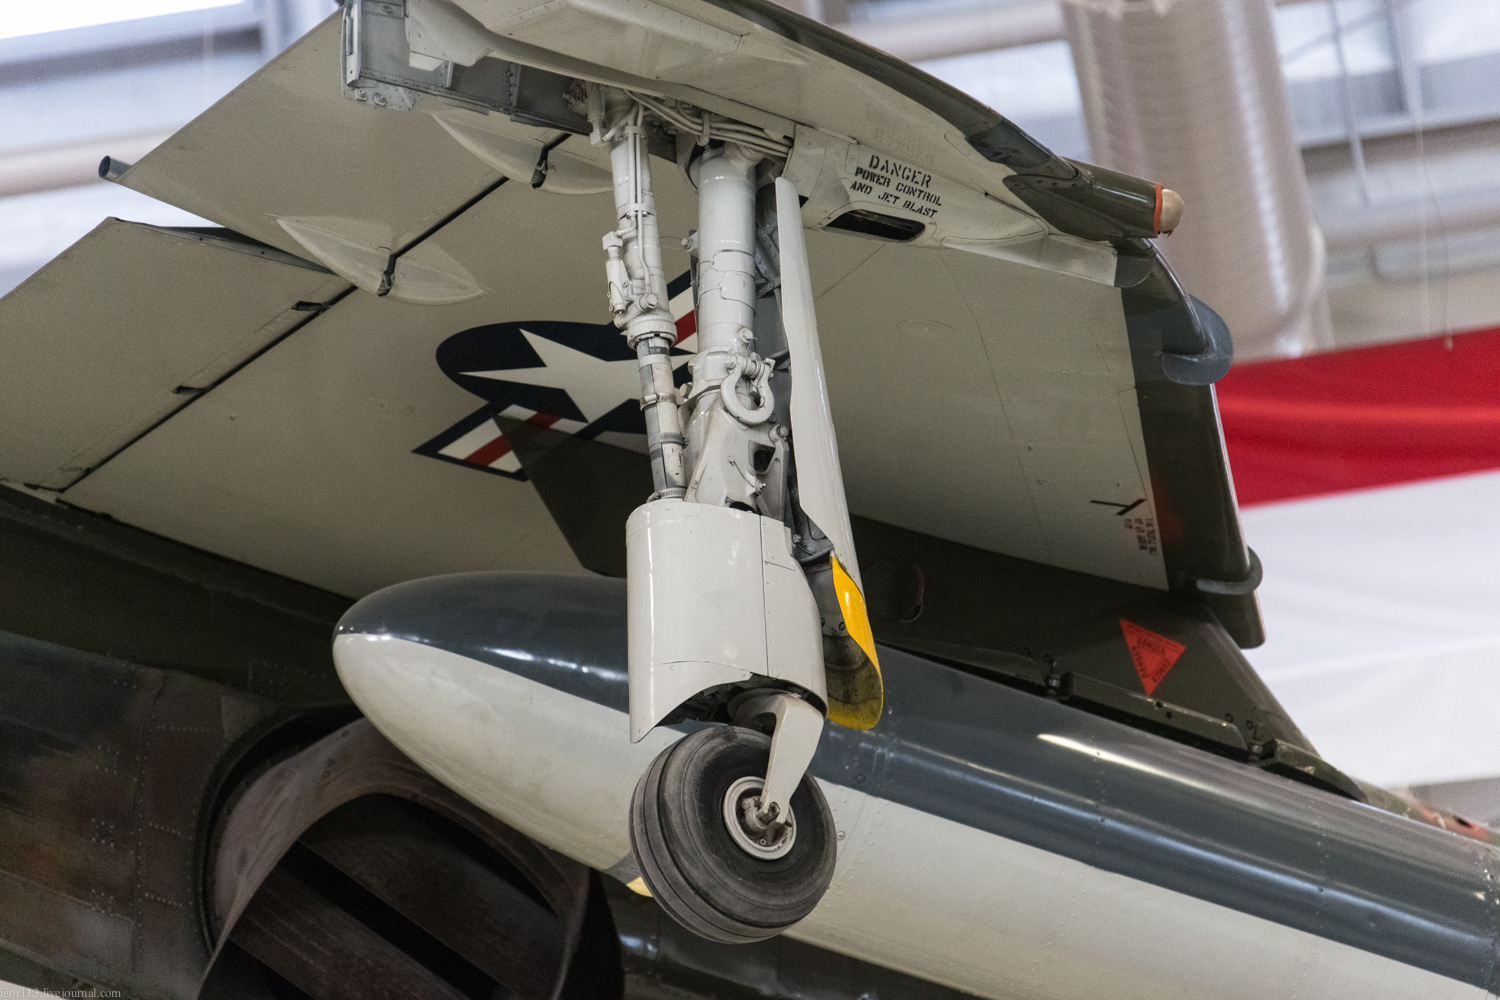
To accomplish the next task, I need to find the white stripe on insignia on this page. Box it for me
[501,404,587,435]
[439,418,502,459]
[489,452,522,472]
[669,287,693,321]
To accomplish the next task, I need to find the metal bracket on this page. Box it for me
[1196,548,1262,596]
[1162,296,1234,386]
[733,690,825,827]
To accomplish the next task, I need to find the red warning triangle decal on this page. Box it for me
[1119,619,1186,696]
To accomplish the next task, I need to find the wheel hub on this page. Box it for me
[723,776,796,859]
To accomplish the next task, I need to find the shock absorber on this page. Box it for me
[688,143,759,402]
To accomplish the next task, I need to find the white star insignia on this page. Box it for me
[462,329,686,425]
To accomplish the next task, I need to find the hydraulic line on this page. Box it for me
[593,90,687,497]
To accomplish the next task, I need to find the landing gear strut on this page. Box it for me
[591,83,877,941]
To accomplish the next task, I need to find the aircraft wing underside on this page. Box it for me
[0,3,1261,642]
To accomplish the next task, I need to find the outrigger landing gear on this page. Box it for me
[590,83,879,940]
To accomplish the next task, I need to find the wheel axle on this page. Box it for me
[723,775,796,859]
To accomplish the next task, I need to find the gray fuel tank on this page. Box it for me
[335,571,1499,1000]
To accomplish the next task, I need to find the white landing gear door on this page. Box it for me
[775,176,883,729]
[625,501,825,743]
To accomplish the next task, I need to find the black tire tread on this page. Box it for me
[629,726,836,944]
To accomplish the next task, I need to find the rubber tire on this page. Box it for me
[630,725,837,944]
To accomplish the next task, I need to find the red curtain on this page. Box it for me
[1215,325,1500,506]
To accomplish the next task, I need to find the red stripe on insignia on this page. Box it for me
[675,311,696,344]
[527,412,561,428]
[465,434,513,466]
